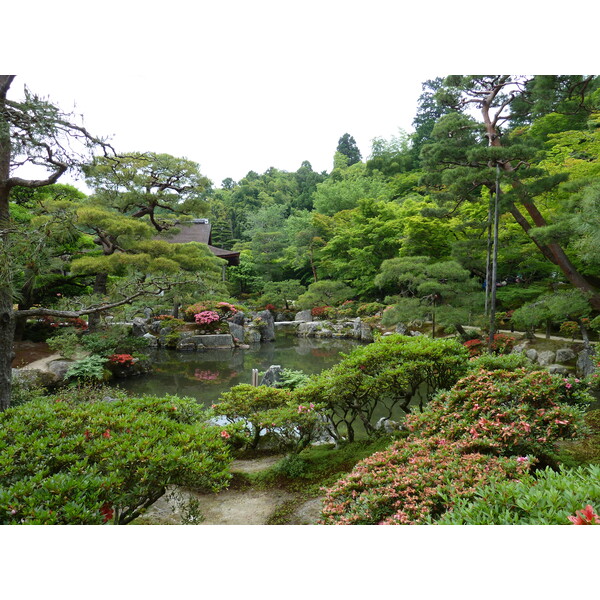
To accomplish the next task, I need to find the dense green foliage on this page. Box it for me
[212,384,322,452]
[434,464,600,525]
[0,392,232,524]
[295,335,469,441]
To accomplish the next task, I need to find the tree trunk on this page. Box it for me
[480,84,600,310]
[0,286,15,411]
[0,76,15,410]
[87,272,109,331]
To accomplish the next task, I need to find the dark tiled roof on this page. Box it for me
[165,223,211,245]
[162,221,240,266]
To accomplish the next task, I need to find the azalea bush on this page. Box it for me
[463,334,515,357]
[311,306,335,319]
[407,369,589,458]
[184,300,238,322]
[463,338,484,357]
[433,464,600,525]
[320,435,529,524]
[295,334,469,442]
[108,353,135,366]
[0,393,232,524]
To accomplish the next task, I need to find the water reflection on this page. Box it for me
[112,335,364,406]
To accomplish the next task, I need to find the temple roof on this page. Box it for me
[163,220,240,266]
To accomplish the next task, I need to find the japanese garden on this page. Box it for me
[2,74,600,525]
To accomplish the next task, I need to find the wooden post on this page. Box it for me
[251,368,259,386]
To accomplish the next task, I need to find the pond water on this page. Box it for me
[111,335,365,406]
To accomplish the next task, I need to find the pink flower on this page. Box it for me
[568,505,600,525]
[220,430,231,439]
[516,456,528,463]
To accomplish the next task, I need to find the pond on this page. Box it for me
[111,335,366,407]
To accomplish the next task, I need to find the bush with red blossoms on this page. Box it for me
[108,353,135,367]
[406,368,589,458]
[320,435,529,524]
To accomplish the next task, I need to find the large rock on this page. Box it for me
[547,364,570,375]
[47,359,75,381]
[555,348,576,363]
[297,322,323,336]
[260,365,282,387]
[12,368,58,389]
[395,323,408,335]
[244,327,262,344]
[537,350,556,367]
[525,349,538,362]
[512,342,529,354]
[577,347,597,378]
[132,317,148,337]
[228,322,245,343]
[256,310,275,342]
[294,310,313,322]
[142,333,158,348]
[231,311,245,326]
[353,318,373,342]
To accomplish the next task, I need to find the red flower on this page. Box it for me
[84,430,91,440]
[568,505,600,525]
[102,429,111,438]
[100,503,114,523]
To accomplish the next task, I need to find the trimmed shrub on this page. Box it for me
[0,394,232,524]
[467,353,533,372]
[295,334,470,442]
[212,384,323,452]
[433,464,600,525]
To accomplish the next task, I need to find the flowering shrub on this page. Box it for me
[434,464,600,525]
[463,338,484,357]
[263,304,277,312]
[407,369,589,458]
[568,504,600,525]
[320,435,529,524]
[108,353,135,367]
[0,394,232,524]
[184,301,238,322]
[463,334,515,357]
[194,311,220,325]
[311,306,334,319]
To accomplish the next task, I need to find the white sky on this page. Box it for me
[6,1,596,191]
